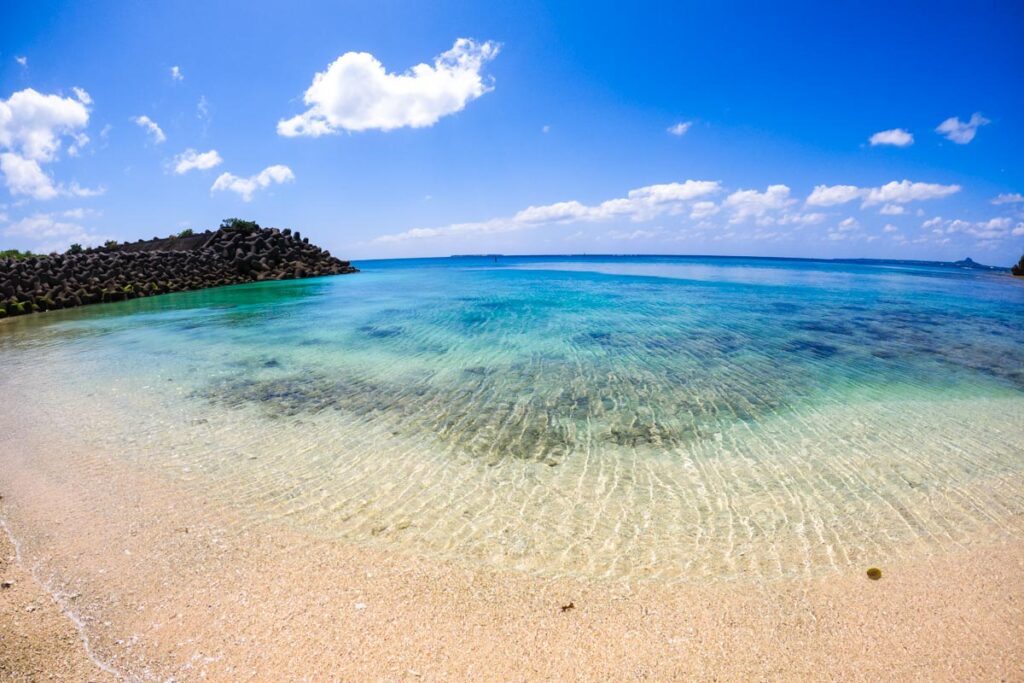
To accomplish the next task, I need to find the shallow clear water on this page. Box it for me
[2,255,1023,580]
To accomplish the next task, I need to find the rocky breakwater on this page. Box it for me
[0,225,357,318]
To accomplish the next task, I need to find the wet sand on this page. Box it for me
[0,530,116,682]
[0,438,1022,682]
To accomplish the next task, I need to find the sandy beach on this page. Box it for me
[4,0,1024,679]
[1,433,1022,682]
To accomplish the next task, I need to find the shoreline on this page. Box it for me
[1,434,1022,681]
[0,522,118,681]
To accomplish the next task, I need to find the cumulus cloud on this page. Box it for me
[935,112,990,144]
[3,211,111,253]
[133,115,166,144]
[667,121,692,136]
[879,203,906,215]
[723,185,795,223]
[278,38,499,136]
[170,65,183,81]
[0,88,97,200]
[0,153,58,199]
[805,184,863,207]
[1,87,91,161]
[374,179,721,243]
[211,165,294,201]
[173,148,222,174]
[869,128,913,147]
[689,201,719,220]
[991,192,1024,205]
[15,56,27,67]
[923,215,1022,241]
[806,180,960,207]
[826,217,861,241]
[883,224,899,233]
[862,180,961,205]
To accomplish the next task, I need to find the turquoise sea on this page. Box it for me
[2,255,1023,580]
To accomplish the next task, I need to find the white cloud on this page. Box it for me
[805,184,863,207]
[170,65,184,81]
[667,121,692,136]
[991,192,1024,205]
[66,181,104,197]
[542,125,550,134]
[923,216,1021,241]
[723,185,795,223]
[806,180,960,207]
[374,179,721,243]
[173,148,223,174]
[935,112,990,144]
[0,87,91,162]
[197,96,211,122]
[3,211,110,253]
[211,164,295,201]
[15,56,27,67]
[862,180,961,205]
[71,87,92,106]
[883,224,898,233]
[772,212,825,226]
[689,200,719,220]
[869,128,913,147]
[133,115,166,144]
[278,38,499,136]
[879,203,906,215]
[825,217,864,242]
[0,153,57,199]
[608,228,658,240]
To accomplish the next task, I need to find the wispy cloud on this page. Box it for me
[935,112,990,144]
[374,180,722,243]
[133,115,166,144]
[667,121,692,136]
[991,192,1023,205]
[2,211,111,253]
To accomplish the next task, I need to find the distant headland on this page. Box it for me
[0,219,357,319]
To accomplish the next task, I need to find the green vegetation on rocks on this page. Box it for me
[0,249,37,261]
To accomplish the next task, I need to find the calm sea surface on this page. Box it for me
[3,255,1023,579]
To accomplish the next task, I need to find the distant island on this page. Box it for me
[0,219,357,319]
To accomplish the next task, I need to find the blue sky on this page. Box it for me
[1,1,1022,263]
